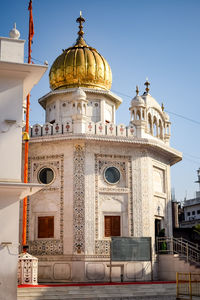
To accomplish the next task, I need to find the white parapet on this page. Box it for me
[127,124,137,137]
[117,124,127,137]
[43,122,53,136]
[63,121,73,133]
[107,123,116,136]
[32,124,42,137]
[96,122,106,135]
[28,121,170,147]
[53,122,62,134]
[86,121,95,134]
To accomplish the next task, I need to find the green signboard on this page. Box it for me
[111,237,151,261]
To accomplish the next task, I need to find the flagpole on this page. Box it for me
[22,0,34,251]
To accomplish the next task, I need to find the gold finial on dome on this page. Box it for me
[76,11,85,39]
[144,77,150,93]
[136,85,139,96]
[161,103,164,111]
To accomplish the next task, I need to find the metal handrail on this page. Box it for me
[156,237,200,266]
[176,237,199,250]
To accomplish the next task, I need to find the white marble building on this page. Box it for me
[0,25,47,299]
[22,15,182,282]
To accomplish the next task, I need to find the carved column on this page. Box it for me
[73,144,85,254]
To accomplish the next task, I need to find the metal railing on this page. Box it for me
[176,272,200,300]
[156,237,200,265]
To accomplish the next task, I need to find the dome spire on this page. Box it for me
[144,78,150,93]
[136,85,139,96]
[9,23,20,39]
[76,11,85,40]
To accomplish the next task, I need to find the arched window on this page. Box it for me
[131,110,134,121]
[136,110,140,120]
[77,103,82,114]
[153,116,157,137]
[142,109,145,120]
[83,103,86,114]
[166,124,169,134]
[148,113,152,134]
[158,119,163,139]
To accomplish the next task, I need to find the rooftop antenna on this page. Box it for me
[195,168,200,191]
[184,190,187,202]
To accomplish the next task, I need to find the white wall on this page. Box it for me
[0,34,47,299]
[0,76,24,181]
[0,192,20,300]
[184,204,200,221]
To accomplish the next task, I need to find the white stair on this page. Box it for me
[18,283,176,299]
[158,254,200,281]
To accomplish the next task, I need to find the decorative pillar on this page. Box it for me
[73,144,85,254]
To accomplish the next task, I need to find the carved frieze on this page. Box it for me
[84,151,95,254]
[132,150,145,237]
[99,187,129,193]
[95,240,110,255]
[29,240,63,256]
[73,145,85,254]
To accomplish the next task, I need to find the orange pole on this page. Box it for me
[22,94,30,248]
[22,0,34,251]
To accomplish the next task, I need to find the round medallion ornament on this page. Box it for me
[104,167,120,184]
[38,167,54,184]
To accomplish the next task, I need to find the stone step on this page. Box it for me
[17,283,176,300]
[17,296,176,299]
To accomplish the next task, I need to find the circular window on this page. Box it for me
[104,167,120,184]
[38,167,54,184]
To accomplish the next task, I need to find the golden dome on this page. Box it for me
[49,14,112,91]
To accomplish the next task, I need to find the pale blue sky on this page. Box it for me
[1,0,200,202]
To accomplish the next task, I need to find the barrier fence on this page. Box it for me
[176,272,200,300]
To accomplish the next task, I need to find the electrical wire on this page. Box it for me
[182,156,200,165]
[25,56,45,64]
[112,89,132,99]
[165,110,200,126]
[184,153,200,160]
[112,89,200,126]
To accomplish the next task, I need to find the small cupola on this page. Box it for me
[71,87,87,101]
[71,87,88,116]
[130,85,146,123]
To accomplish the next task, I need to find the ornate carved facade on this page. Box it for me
[27,154,64,255]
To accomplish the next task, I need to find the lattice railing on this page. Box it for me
[156,237,200,266]
[27,122,137,138]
